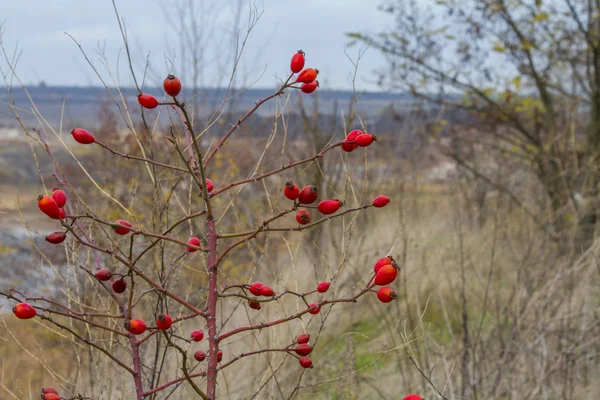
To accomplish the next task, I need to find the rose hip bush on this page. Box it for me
[1,48,402,399]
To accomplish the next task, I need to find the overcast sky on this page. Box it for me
[1,0,393,91]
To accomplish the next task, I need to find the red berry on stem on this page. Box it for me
[294,343,313,356]
[42,394,60,400]
[205,178,214,193]
[317,281,330,293]
[317,199,342,215]
[71,128,95,144]
[296,333,310,344]
[298,185,318,204]
[113,220,132,235]
[296,209,311,225]
[42,388,59,395]
[260,285,275,297]
[296,68,319,83]
[126,319,147,335]
[156,313,172,330]
[284,181,300,200]
[374,257,392,273]
[217,350,223,362]
[403,395,423,400]
[290,50,305,73]
[58,208,65,219]
[45,232,67,244]
[112,279,127,293]
[374,264,398,286]
[95,269,112,281]
[377,286,397,303]
[187,237,201,252]
[194,350,206,361]
[308,303,321,314]
[13,303,36,319]
[248,300,261,310]
[163,74,182,97]
[355,133,376,147]
[341,129,362,152]
[301,80,319,94]
[137,93,159,109]
[372,195,390,208]
[299,356,313,368]
[248,282,263,296]
[51,188,67,208]
[190,330,204,342]
[38,195,61,220]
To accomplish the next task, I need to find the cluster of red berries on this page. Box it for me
[403,395,422,400]
[341,129,376,152]
[37,189,68,243]
[290,50,319,94]
[40,387,60,400]
[294,332,314,368]
[283,182,344,225]
[191,329,223,363]
[372,256,400,303]
[136,74,183,109]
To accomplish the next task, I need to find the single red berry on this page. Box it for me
[377,286,397,303]
[260,285,275,297]
[45,231,67,244]
[42,388,59,395]
[163,74,182,97]
[248,282,263,296]
[137,93,159,109]
[217,350,223,362]
[355,133,376,147]
[190,329,204,342]
[71,128,95,144]
[112,279,127,293]
[374,257,392,273]
[316,281,330,293]
[296,209,311,225]
[296,68,319,83]
[187,237,201,252]
[284,181,300,200]
[403,395,423,400]
[194,350,206,362]
[58,208,66,219]
[12,303,36,319]
[37,195,61,220]
[290,50,305,73]
[317,199,342,215]
[372,195,390,208]
[296,333,310,344]
[298,185,318,204]
[340,129,362,152]
[113,220,132,235]
[374,264,398,286]
[308,303,321,314]
[95,269,112,281]
[301,80,319,94]
[248,300,261,310]
[205,178,214,193]
[126,319,147,335]
[299,356,313,368]
[42,394,60,400]
[294,343,313,356]
[156,313,172,330]
[51,188,67,208]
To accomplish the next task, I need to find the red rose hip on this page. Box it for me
[248,282,263,296]
[296,209,311,225]
[156,313,172,330]
[296,333,310,344]
[284,181,300,200]
[13,302,36,319]
[194,350,206,361]
[298,185,318,204]
[163,74,182,97]
[248,300,261,310]
[38,195,61,220]
[308,303,321,314]
[374,257,392,273]
[71,128,95,144]
[42,388,59,395]
[45,232,67,244]
[51,188,67,208]
[299,356,313,368]
[126,319,147,335]
[205,178,214,193]
[112,279,127,293]
[372,195,390,208]
[294,343,313,356]
[301,81,319,94]
[259,285,275,297]
[113,220,132,235]
[316,281,330,293]
[95,269,112,281]
[187,237,201,252]
[355,133,376,147]
[374,264,398,285]
[137,93,159,109]
[341,129,362,152]
[296,68,318,83]
[190,329,204,342]
[317,199,342,215]
[290,50,305,73]
[377,286,397,303]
